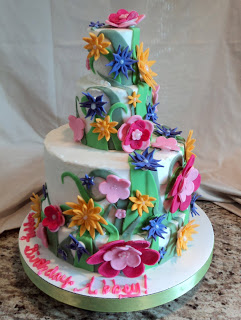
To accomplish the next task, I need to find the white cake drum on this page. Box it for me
[19,206,214,312]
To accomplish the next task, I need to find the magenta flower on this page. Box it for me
[115,209,126,219]
[169,155,201,213]
[152,85,160,105]
[36,222,48,248]
[68,115,85,142]
[86,240,160,278]
[117,115,154,153]
[106,9,145,28]
[99,175,130,203]
[152,136,180,151]
[85,57,90,70]
[42,205,65,232]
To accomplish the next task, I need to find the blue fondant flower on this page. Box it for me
[58,248,67,261]
[106,45,138,79]
[142,215,167,241]
[66,234,90,262]
[80,92,107,120]
[42,183,48,199]
[155,125,182,138]
[190,193,201,217]
[145,103,159,123]
[80,174,95,189]
[129,148,164,171]
[89,21,105,28]
[159,247,166,261]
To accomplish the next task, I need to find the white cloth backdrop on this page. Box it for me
[1,0,241,233]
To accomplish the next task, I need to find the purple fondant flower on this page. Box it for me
[145,103,159,123]
[66,234,89,262]
[80,174,95,189]
[68,115,85,142]
[152,136,180,151]
[155,125,182,138]
[99,175,130,203]
[79,92,107,120]
[129,147,163,171]
[89,21,105,28]
[142,215,167,241]
[106,9,145,28]
[190,193,201,217]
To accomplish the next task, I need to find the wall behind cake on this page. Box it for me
[1,0,241,232]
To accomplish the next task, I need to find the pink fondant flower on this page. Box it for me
[106,9,145,28]
[99,175,130,203]
[86,240,160,278]
[68,115,85,142]
[85,57,90,70]
[152,85,160,105]
[169,155,201,213]
[152,136,180,151]
[117,115,154,152]
[36,222,48,248]
[42,205,65,232]
[115,209,126,219]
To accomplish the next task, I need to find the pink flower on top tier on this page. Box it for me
[152,85,160,105]
[42,205,65,232]
[152,136,180,151]
[36,222,48,248]
[169,155,201,213]
[86,240,160,278]
[106,9,145,28]
[99,175,130,203]
[68,115,85,142]
[118,115,154,153]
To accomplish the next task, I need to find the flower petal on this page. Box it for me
[98,261,120,278]
[139,248,160,265]
[122,263,145,278]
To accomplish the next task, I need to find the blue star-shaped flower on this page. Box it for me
[79,92,107,120]
[159,247,166,261]
[89,21,105,28]
[145,103,159,123]
[80,174,95,189]
[66,234,90,262]
[142,215,167,241]
[190,193,201,217]
[129,148,164,171]
[106,45,138,79]
[155,125,182,138]
[58,248,67,261]
[42,183,48,199]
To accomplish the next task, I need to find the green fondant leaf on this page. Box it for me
[98,29,129,53]
[89,56,95,74]
[86,126,109,150]
[61,172,90,202]
[136,82,149,118]
[75,96,80,118]
[46,229,58,256]
[104,222,119,242]
[129,27,140,85]
[80,95,88,116]
[121,216,141,240]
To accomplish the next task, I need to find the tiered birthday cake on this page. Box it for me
[29,9,201,280]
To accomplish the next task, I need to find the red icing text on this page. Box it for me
[20,212,36,242]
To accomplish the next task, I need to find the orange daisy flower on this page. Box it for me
[83,32,111,61]
[129,190,156,217]
[176,220,199,256]
[30,193,41,228]
[128,91,142,108]
[185,130,196,162]
[90,115,118,141]
[64,196,108,239]
[136,42,157,89]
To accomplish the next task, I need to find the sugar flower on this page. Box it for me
[106,45,137,79]
[128,91,141,108]
[159,247,166,261]
[106,9,145,28]
[42,205,65,233]
[152,85,160,104]
[176,220,199,256]
[155,125,182,138]
[145,103,159,123]
[30,193,41,229]
[90,115,118,141]
[42,183,48,200]
[117,115,154,153]
[115,209,126,219]
[136,42,157,90]
[99,175,130,203]
[89,21,105,28]
[80,92,107,120]
[86,240,159,278]
[58,248,67,261]
[169,155,201,213]
[152,136,180,151]
[66,234,90,262]
[83,32,111,61]
[129,190,156,217]
[190,193,201,217]
[36,222,48,248]
[68,115,85,142]
[185,130,196,162]
[129,147,163,171]
[64,196,108,239]
[80,174,95,189]
[142,215,167,241]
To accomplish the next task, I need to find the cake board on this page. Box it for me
[19,205,214,312]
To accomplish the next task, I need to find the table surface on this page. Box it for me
[0,201,240,320]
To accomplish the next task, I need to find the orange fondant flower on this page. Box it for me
[136,42,157,89]
[64,196,108,239]
[128,91,142,108]
[176,220,199,256]
[83,32,111,61]
[129,190,156,217]
[185,130,196,162]
[30,193,41,229]
[90,115,118,141]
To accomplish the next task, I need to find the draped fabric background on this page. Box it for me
[1,0,241,233]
